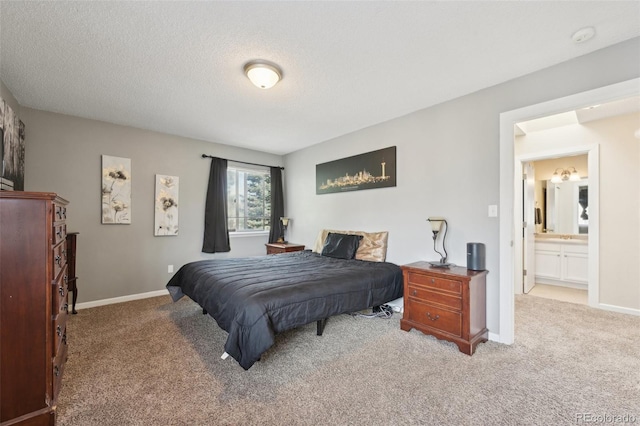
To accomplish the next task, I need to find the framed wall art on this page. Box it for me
[101,155,131,224]
[0,98,26,191]
[316,146,396,194]
[154,174,179,236]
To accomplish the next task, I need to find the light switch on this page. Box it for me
[488,205,498,217]
[168,265,174,273]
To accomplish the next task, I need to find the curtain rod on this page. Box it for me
[201,154,284,170]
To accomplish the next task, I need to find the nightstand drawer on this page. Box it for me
[407,284,462,310]
[406,300,462,337]
[407,272,461,294]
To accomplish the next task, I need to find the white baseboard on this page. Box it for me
[534,277,587,290]
[488,331,501,343]
[75,289,169,311]
[597,303,640,316]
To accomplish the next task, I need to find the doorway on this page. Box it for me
[519,153,591,306]
[497,77,639,345]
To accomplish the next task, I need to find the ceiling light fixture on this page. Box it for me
[244,60,282,90]
[571,27,595,44]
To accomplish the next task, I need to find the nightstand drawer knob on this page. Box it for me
[430,278,435,283]
[54,366,60,377]
[412,290,417,296]
[426,312,440,321]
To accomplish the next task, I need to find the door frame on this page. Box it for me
[514,146,599,299]
[497,78,639,345]
[521,161,536,295]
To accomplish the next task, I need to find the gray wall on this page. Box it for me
[5,37,639,323]
[20,108,283,303]
[284,37,640,334]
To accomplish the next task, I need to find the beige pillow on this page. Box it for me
[313,229,389,262]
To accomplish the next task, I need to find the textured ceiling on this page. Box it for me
[1,1,639,155]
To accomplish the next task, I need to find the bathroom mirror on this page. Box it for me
[545,178,588,234]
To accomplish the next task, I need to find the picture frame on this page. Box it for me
[316,146,396,194]
[101,155,131,224]
[154,174,179,236]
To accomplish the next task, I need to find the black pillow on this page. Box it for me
[321,233,363,260]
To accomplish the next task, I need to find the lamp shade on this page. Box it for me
[244,61,282,89]
[427,217,444,233]
[280,217,290,226]
[569,168,580,181]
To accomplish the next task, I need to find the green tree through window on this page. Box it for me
[227,166,271,232]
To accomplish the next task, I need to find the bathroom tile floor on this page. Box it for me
[527,283,588,305]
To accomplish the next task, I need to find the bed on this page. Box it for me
[166,230,403,370]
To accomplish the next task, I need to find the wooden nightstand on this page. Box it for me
[400,261,488,355]
[265,242,305,255]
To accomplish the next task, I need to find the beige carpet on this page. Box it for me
[57,294,640,425]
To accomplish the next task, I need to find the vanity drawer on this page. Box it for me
[407,272,461,295]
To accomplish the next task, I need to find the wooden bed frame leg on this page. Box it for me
[317,318,328,336]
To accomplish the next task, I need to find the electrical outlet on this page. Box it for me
[168,265,174,273]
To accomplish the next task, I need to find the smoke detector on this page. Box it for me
[572,27,595,44]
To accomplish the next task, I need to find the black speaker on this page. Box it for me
[467,242,486,271]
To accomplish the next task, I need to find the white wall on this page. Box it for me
[284,37,640,334]
[20,107,283,303]
[516,113,639,308]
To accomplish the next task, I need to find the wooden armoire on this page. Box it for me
[0,192,70,425]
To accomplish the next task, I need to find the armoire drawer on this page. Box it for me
[52,242,67,281]
[52,265,68,314]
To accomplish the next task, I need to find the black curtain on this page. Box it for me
[202,157,231,253]
[268,167,284,244]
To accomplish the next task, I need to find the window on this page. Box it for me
[227,165,271,232]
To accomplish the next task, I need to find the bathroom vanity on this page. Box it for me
[534,236,588,289]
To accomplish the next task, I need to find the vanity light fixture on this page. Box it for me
[427,217,451,268]
[244,60,282,89]
[550,167,580,183]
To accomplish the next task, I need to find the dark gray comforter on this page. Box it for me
[166,251,403,370]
